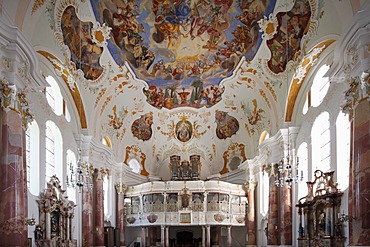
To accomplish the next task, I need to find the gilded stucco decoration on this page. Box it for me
[285,39,335,121]
[219,143,247,174]
[161,112,207,141]
[91,22,112,47]
[37,51,88,128]
[106,105,128,140]
[124,145,149,176]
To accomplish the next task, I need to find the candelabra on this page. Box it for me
[274,141,303,187]
[66,149,93,191]
[24,216,36,226]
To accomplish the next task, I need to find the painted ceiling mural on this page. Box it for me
[26,0,326,179]
[89,0,277,109]
[61,6,104,80]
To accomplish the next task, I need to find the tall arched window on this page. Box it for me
[311,65,330,107]
[336,112,350,191]
[260,170,269,217]
[26,120,40,195]
[302,64,330,114]
[45,75,63,116]
[103,176,112,219]
[311,112,330,173]
[45,121,63,185]
[297,142,308,200]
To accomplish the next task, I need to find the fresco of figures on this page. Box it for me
[143,82,225,109]
[61,6,104,80]
[59,1,313,88]
[89,0,277,106]
[215,110,239,139]
[267,0,311,74]
[131,113,154,141]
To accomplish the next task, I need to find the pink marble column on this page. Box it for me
[116,183,126,247]
[246,181,257,246]
[93,169,106,246]
[280,184,292,245]
[0,84,29,246]
[82,184,93,247]
[349,99,370,245]
[267,174,280,245]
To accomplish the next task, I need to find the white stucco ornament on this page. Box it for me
[91,22,112,47]
[258,14,278,40]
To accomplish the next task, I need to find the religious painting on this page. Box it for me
[215,110,239,139]
[89,0,277,108]
[180,213,191,223]
[131,112,153,141]
[143,83,225,109]
[61,6,103,80]
[175,118,193,142]
[267,0,311,74]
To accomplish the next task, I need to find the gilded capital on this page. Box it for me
[0,79,33,129]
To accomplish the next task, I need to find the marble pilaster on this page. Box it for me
[280,184,292,245]
[115,182,126,247]
[0,82,30,246]
[349,99,370,245]
[267,174,280,245]
[93,168,108,246]
[82,185,93,247]
[246,180,257,246]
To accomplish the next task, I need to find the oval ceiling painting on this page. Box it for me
[91,0,277,109]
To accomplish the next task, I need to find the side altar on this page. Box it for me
[296,170,345,247]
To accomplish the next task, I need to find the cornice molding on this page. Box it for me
[0,21,47,90]
[328,7,370,81]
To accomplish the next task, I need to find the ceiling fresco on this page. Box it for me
[22,0,328,180]
[89,0,277,109]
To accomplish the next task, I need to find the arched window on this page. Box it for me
[297,142,308,200]
[45,75,63,116]
[103,175,112,219]
[260,170,269,217]
[311,112,330,173]
[26,120,40,195]
[45,121,63,185]
[129,159,141,174]
[302,64,330,114]
[311,65,330,107]
[336,112,350,191]
[66,149,76,202]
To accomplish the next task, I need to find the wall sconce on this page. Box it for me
[24,216,36,226]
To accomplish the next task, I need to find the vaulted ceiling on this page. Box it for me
[4,0,353,181]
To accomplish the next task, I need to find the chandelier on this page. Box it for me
[274,129,303,187]
[66,148,93,191]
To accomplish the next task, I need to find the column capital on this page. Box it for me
[0,79,33,129]
[245,180,257,192]
[115,182,126,194]
[93,168,109,181]
[341,70,370,117]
